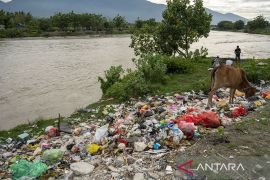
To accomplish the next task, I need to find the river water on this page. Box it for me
[0,31,270,130]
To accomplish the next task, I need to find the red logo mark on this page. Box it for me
[178,160,194,176]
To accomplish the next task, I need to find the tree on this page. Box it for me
[160,0,212,57]
[51,13,69,31]
[38,18,51,31]
[113,15,127,31]
[134,18,144,29]
[247,15,269,30]
[131,0,211,58]
[217,21,234,30]
[234,20,245,30]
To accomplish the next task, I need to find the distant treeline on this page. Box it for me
[1,10,270,38]
[0,10,159,38]
[215,15,270,35]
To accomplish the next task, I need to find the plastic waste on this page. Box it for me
[254,101,263,107]
[232,106,247,118]
[42,149,64,163]
[260,90,270,99]
[194,130,200,138]
[153,143,161,150]
[117,138,128,146]
[200,112,221,128]
[45,126,60,138]
[217,100,227,108]
[176,114,201,125]
[94,124,109,142]
[235,90,245,97]
[171,125,184,138]
[177,121,197,139]
[171,125,184,144]
[18,133,29,140]
[73,128,82,136]
[41,143,50,149]
[87,144,101,154]
[226,60,233,66]
[10,160,47,179]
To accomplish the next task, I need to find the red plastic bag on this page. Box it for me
[177,114,201,125]
[187,107,196,113]
[47,128,60,138]
[232,106,247,118]
[200,112,221,128]
[117,138,128,146]
[261,91,270,99]
[177,121,197,139]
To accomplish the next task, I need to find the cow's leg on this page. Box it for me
[207,87,218,107]
[229,88,235,104]
[231,89,236,103]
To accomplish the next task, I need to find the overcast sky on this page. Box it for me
[1,0,269,20]
[148,0,270,20]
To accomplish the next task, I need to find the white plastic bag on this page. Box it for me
[226,60,233,66]
[93,124,109,142]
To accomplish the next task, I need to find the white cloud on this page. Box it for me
[0,0,12,3]
[147,0,270,20]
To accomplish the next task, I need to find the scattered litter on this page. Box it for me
[10,160,47,179]
[0,85,269,179]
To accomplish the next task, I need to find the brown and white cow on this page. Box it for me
[207,65,256,107]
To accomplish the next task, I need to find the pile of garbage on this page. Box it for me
[1,86,270,179]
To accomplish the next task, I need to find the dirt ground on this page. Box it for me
[172,104,270,180]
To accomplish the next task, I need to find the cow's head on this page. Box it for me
[244,87,257,98]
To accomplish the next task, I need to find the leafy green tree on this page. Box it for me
[158,0,212,57]
[38,18,51,31]
[217,21,234,30]
[113,15,127,31]
[234,20,245,30]
[130,18,161,56]
[51,13,69,31]
[247,15,269,30]
[104,20,114,31]
[135,18,144,29]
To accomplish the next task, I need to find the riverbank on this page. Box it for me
[214,29,270,36]
[1,58,269,139]
[0,29,131,39]
[0,59,270,178]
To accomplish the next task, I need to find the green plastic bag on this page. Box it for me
[10,160,47,180]
[42,149,64,163]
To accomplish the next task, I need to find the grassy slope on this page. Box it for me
[0,58,269,140]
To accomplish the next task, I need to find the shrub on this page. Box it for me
[98,66,124,94]
[163,56,193,74]
[105,71,150,100]
[0,29,25,38]
[134,54,167,83]
[240,60,270,83]
[189,47,208,61]
[193,78,211,94]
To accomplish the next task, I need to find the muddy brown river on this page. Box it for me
[1,31,270,130]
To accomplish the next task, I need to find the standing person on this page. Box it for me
[235,45,241,62]
[212,56,220,67]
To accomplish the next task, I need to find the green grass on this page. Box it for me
[1,58,270,140]
[0,118,57,140]
[150,58,211,95]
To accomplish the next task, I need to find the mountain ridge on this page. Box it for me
[0,0,248,25]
